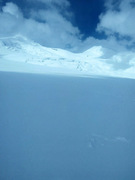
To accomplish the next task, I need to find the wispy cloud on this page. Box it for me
[27,0,70,8]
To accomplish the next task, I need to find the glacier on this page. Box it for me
[0,35,135,79]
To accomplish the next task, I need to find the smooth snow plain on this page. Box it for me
[0,72,135,180]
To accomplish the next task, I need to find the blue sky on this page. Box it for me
[0,0,105,38]
[0,0,135,53]
[67,0,105,38]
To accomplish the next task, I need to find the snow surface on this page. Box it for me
[0,35,135,79]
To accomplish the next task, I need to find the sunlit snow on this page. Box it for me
[0,35,135,79]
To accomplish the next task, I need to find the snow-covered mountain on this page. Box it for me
[0,35,135,78]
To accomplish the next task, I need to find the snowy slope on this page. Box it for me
[0,35,135,78]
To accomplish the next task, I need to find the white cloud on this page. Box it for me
[0,3,23,36]
[97,0,135,39]
[2,2,22,18]
[28,9,81,48]
[0,1,81,50]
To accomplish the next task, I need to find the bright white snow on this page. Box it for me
[0,35,135,79]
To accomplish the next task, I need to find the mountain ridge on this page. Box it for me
[0,35,135,79]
